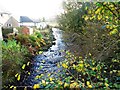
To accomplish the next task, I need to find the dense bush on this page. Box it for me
[58,2,87,32]
[61,51,120,89]
[56,1,120,89]
[14,32,46,54]
[2,28,13,37]
[58,1,119,62]
[2,40,29,87]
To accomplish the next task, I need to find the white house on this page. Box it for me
[20,16,48,29]
[3,16,19,28]
[0,9,10,40]
[0,8,19,28]
[0,9,19,39]
[20,16,34,27]
[0,12,10,27]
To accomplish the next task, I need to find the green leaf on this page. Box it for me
[96,2,101,7]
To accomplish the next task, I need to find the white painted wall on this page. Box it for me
[13,28,18,34]
[20,22,34,27]
[0,13,10,26]
[28,27,33,35]
[36,22,47,29]
[0,26,3,40]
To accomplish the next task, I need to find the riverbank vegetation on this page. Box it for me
[2,27,54,89]
[57,1,120,89]
[2,1,120,90]
[31,1,119,89]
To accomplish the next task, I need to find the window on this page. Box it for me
[7,24,12,27]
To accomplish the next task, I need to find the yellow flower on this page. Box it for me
[28,72,30,75]
[79,56,82,59]
[73,64,76,69]
[92,67,96,71]
[86,81,90,85]
[84,16,89,21]
[59,81,63,85]
[27,62,30,66]
[110,5,114,7]
[88,85,92,88]
[79,63,84,68]
[110,26,113,29]
[50,81,54,84]
[22,64,26,70]
[86,81,92,88]
[40,74,44,77]
[82,79,84,81]
[97,15,102,20]
[49,77,53,81]
[35,75,40,79]
[46,82,49,84]
[105,83,109,87]
[10,85,14,89]
[13,86,17,90]
[106,16,109,19]
[88,10,91,14]
[48,73,51,77]
[117,70,120,76]
[33,84,40,89]
[15,73,18,77]
[103,2,107,5]
[39,51,43,54]
[106,25,110,29]
[89,53,92,56]
[95,8,101,14]
[109,29,118,35]
[70,82,79,88]
[80,61,83,63]
[17,75,20,81]
[62,63,68,69]
[64,83,69,88]
[42,80,46,86]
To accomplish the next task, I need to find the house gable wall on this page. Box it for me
[4,17,19,28]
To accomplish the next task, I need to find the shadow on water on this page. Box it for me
[20,28,67,88]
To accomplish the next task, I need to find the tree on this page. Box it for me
[58,1,90,33]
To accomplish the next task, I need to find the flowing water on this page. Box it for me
[20,28,66,88]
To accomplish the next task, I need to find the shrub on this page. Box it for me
[2,40,29,86]
[62,51,120,89]
[2,27,13,37]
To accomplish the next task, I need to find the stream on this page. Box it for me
[20,28,66,88]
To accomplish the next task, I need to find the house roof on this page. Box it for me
[32,19,40,23]
[20,16,33,23]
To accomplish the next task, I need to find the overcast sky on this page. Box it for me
[0,0,64,20]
